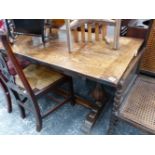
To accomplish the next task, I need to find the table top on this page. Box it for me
[0,30,143,87]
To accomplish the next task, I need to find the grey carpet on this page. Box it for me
[0,77,144,135]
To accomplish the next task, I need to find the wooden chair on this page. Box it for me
[107,22,155,134]
[107,49,144,134]
[0,71,12,113]
[0,34,75,132]
[0,50,31,113]
[111,75,155,134]
[65,19,122,52]
[6,19,46,44]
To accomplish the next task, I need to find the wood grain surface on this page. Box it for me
[0,30,143,86]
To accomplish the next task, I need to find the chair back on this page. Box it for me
[72,20,107,43]
[65,19,121,52]
[0,33,35,97]
[141,19,155,74]
[0,33,43,129]
[0,51,14,84]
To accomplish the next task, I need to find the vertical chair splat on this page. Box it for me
[81,24,85,42]
[87,23,92,42]
[73,28,79,42]
[101,23,107,40]
[95,23,99,41]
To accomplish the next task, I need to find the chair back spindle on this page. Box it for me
[95,23,99,41]
[101,23,107,40]
[87,23,92,42]
[73,29,79,42]
[81,24,85,42]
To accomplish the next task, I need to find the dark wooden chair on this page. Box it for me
[0,50,31,113]
[0,34,75,132]
[6,19,46,44]
[0,71,12,113]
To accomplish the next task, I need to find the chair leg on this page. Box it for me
[36,119,42,132]
[28,99,43,132]
[33,104,42,132]
[5,89,12,113]
[107,114,118,135]
[68,77,75,105]
[18,101,26,119]
[12,91,26,119]
[12,88,42,132]
[0,78,12,113]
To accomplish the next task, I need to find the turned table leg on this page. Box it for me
[81,83,107,133]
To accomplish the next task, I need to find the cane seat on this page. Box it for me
[15,64,63,90]
[119,75,155,134]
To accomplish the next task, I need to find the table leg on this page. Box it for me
[81,83,107,133]
[52,83,108,134]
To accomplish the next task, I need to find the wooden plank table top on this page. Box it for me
[0,30,143,87]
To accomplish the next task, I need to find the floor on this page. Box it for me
[0,77,145,135]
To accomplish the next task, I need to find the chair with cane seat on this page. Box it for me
[107,21,155,134]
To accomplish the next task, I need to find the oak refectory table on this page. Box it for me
[0,30,144,133]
